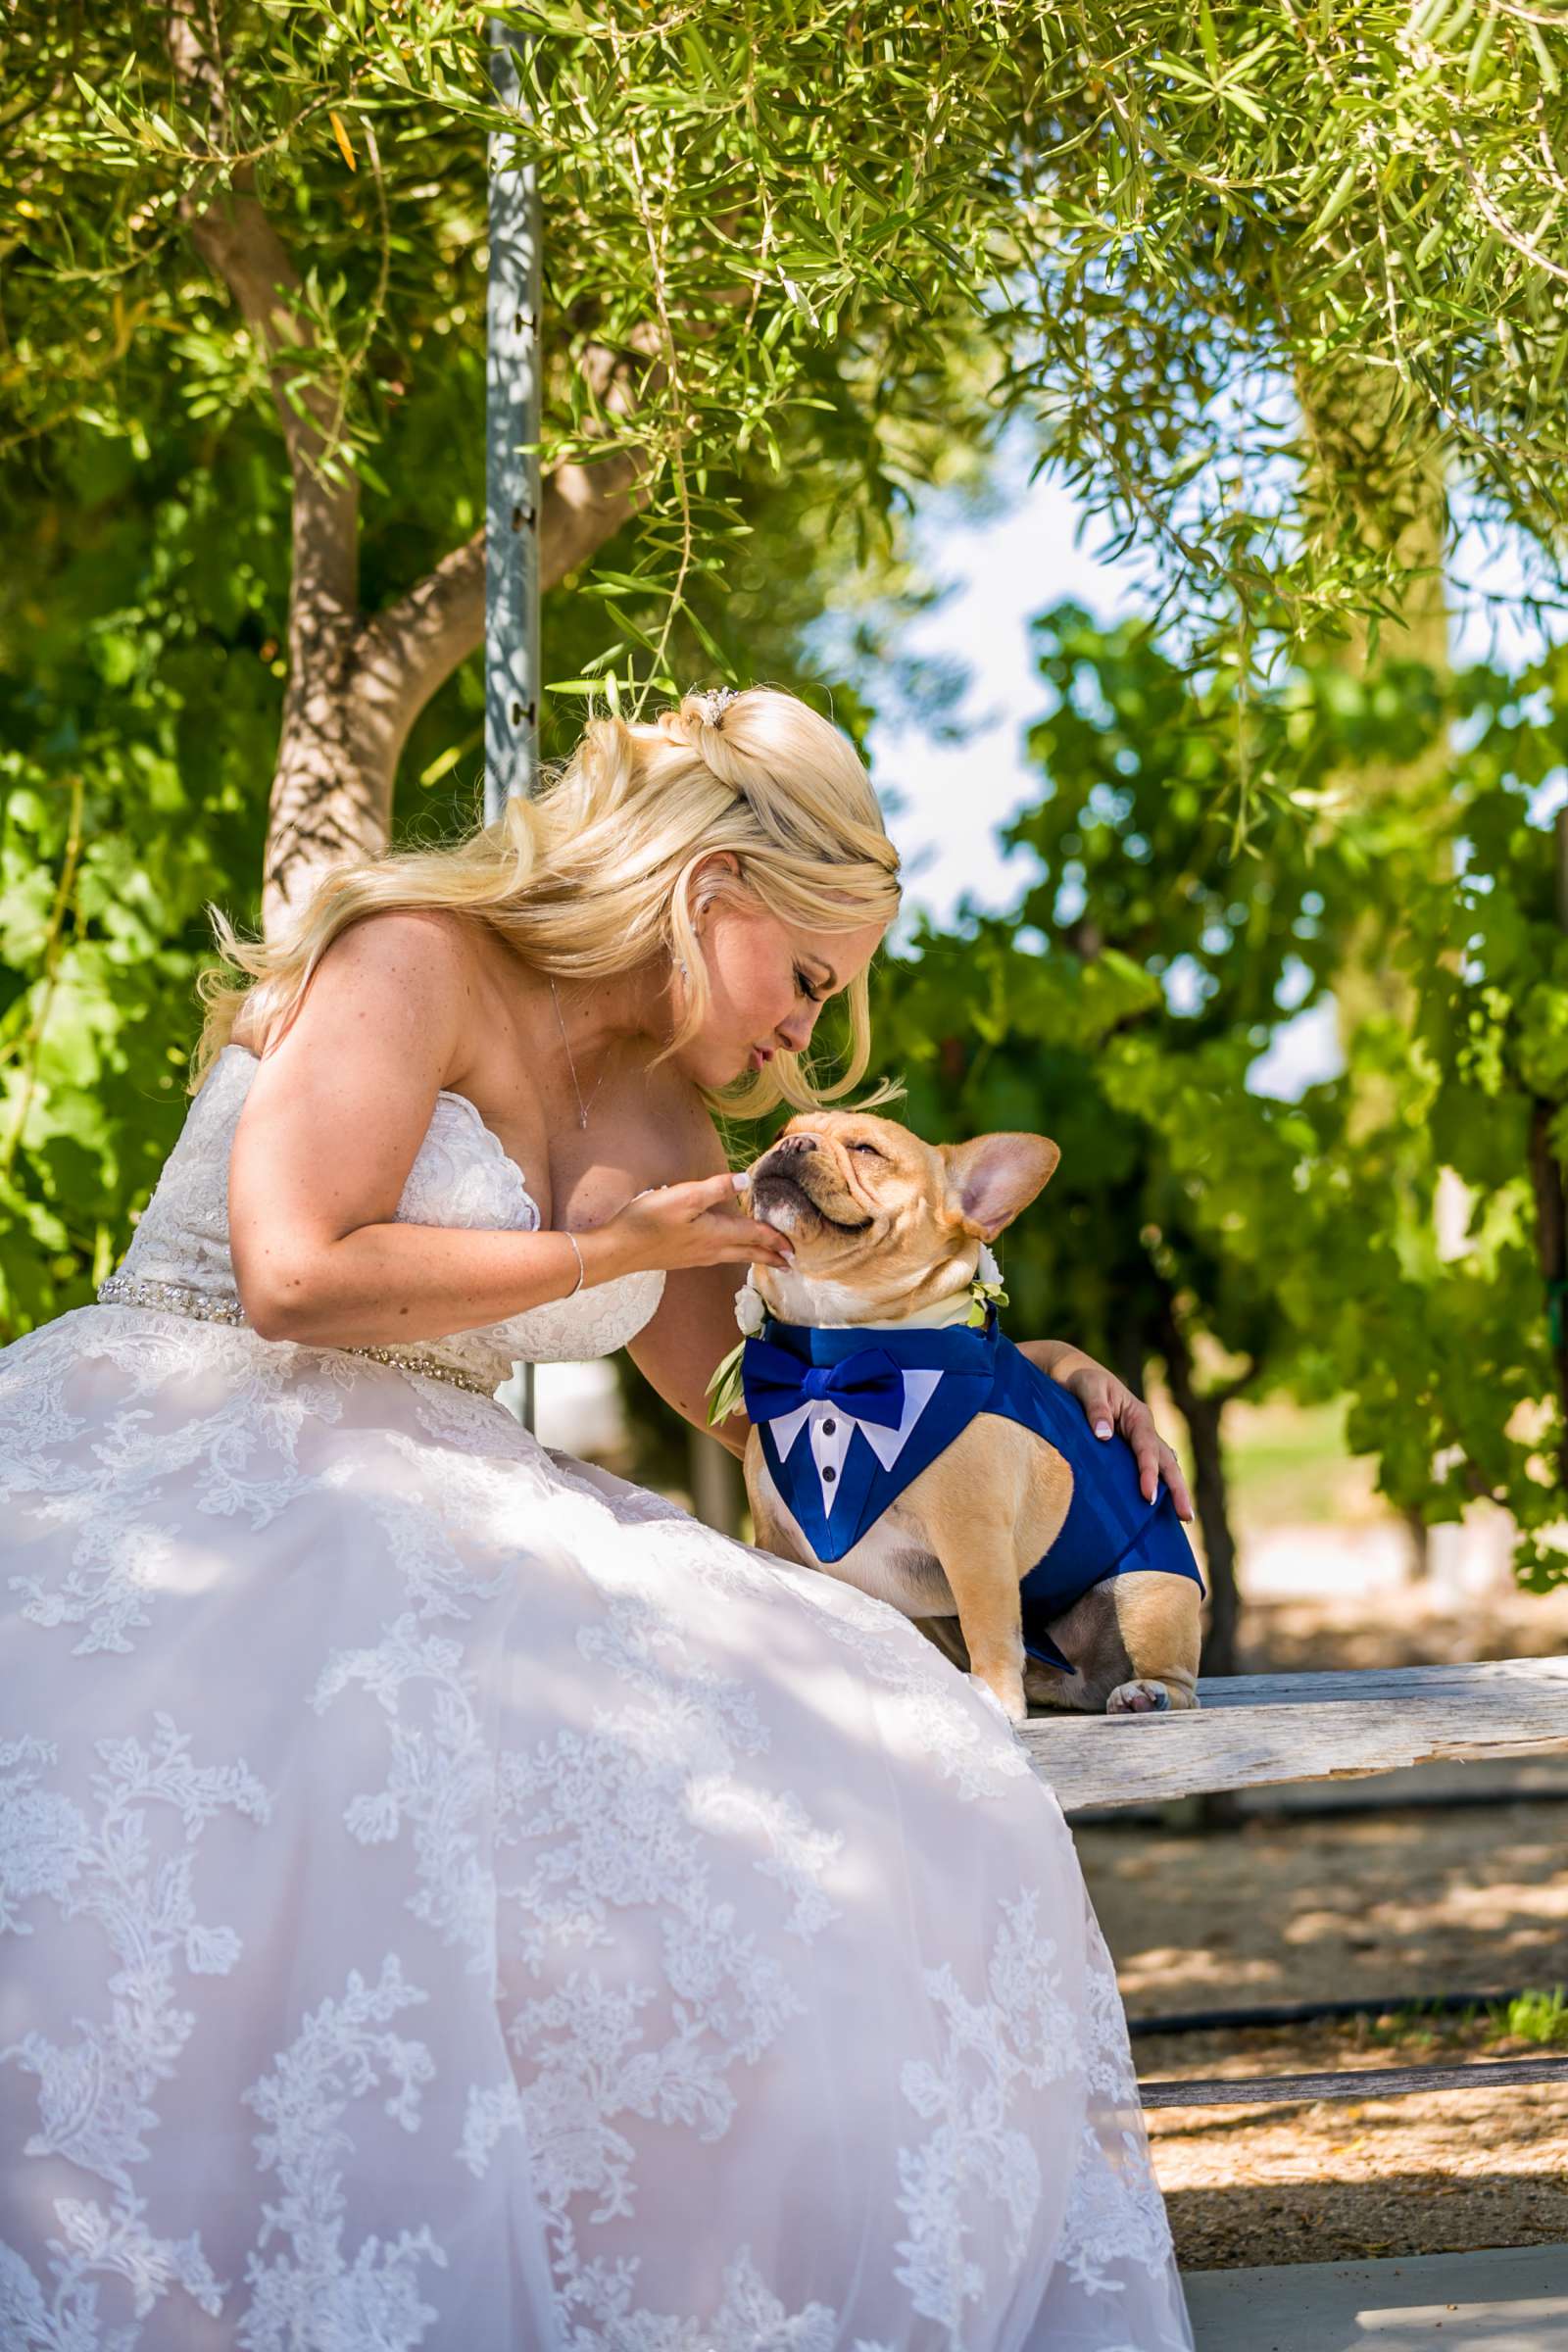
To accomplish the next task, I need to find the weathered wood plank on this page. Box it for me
[1138,2055,1568,2109]
[1020,1656,1568,1811]
[1188,1657,1568,1710]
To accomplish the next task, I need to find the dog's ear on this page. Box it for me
[938,1132,1060,1242]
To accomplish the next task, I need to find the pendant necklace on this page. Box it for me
[550,977,611,1131]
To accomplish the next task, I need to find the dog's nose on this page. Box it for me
[775,1133,817,1158]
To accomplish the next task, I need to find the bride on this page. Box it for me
[0,686,1196,2351]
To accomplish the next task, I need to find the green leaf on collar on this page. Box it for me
[706,1337,747,1428]
[965,1271,1009,1327]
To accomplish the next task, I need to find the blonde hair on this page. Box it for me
[194,684,904,1122]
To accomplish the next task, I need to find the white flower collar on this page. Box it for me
[734,1273,767,1337]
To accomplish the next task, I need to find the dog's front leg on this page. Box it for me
[919,1498,1029,1726]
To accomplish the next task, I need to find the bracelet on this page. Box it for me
[562,1230,585,1298]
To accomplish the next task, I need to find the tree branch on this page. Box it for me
[166,0,358,629]
[358,322,665,755]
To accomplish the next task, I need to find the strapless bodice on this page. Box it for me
[98,1044,664,1386]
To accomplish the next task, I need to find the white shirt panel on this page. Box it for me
[766,1368,944,1520]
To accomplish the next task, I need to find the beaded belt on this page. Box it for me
[94,1272,501,1401]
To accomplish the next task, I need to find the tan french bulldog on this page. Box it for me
[736,1110,1204,1726]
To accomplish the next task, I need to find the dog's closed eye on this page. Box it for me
[850,1142,883,1157]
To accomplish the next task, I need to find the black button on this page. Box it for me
[821,1417,837,1436]
[822,1465,837,1483]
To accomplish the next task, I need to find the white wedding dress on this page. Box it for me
[0,1044,1193,2352]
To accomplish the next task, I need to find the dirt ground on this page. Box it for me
[1075,1579,1568,2271]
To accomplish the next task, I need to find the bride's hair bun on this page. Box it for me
[194,681,902,1123]
[654,687,750,795]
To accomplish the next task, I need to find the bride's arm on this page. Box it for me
[625,1264,756,1459]
[228,913,784,1348]
[230,914,614,1342]
[1015,1338,1196,1520]
[623,1109,756,1459]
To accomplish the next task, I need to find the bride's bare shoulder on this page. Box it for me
[321,906,484,990]
[238,908,489,1065]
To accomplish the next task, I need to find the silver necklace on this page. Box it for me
[550,977,611,1130]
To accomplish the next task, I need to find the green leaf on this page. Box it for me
[1308,163,1359,241]
[706,1339,747,1428]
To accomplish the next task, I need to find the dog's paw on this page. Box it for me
[967,1673,1026,1729]
[1105,1678,1172,1715]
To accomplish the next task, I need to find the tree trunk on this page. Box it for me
[690,1429,745,1538]
[1528,1091,1568,1495]
[1152,1292,1243,1682]
[1298,370,1568,1552]
[1138,1304,1246,1832]
[1184,1387,1241,1680]
[1298,362,1450,687]
[261,618,387,923]
[1171,1381,1241,1681]
[1157,1312,1246,1828]
[1297,360,1451,1132]
[1402,1502,1433,1582]
[251,425,658,939]
[1142,1279,1250,1825]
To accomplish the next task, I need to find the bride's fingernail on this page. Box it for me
[1094,1418,1112,1439]
[731,1172,748,1191]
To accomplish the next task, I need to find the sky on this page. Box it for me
[841,444,1561,1101]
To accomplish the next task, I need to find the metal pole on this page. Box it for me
[487,17,543,1429]
[486,21,541,823]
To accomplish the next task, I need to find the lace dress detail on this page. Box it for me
[0,1046,1193,2351]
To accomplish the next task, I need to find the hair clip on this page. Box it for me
[694,686,739,727]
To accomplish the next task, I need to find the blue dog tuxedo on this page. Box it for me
[743,1307,1204,1673]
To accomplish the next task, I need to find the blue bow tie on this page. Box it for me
[742,1338,906,1432]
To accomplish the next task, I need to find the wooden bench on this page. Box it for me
[1020,1655,1568,2109]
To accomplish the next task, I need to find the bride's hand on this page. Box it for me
[596,1173,795,1277]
